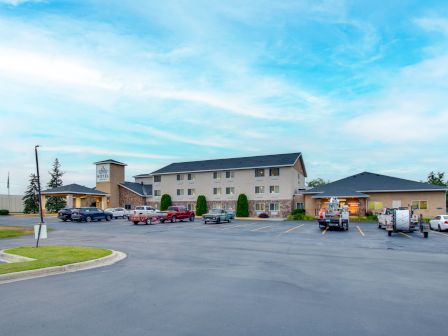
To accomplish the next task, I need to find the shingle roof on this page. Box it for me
[42,184,108,195]
[94,159,127,166]
[150,152,305,175]
[305,172,447,198]
[119,182,152,196]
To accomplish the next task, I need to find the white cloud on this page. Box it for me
[0,0,43,5]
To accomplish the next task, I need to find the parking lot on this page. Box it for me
[1,216,448,336]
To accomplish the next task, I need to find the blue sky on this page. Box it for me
[1,0,447,194]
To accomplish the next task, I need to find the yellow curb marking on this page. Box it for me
[250,225,272,232]
[400,232,412,239]
[356,226,365,237]
[322,227,328,235]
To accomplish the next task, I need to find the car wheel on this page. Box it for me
[62,219,67,222]
[160,219,165,223]
[189,215,194,222]
[145,218,152,225]
[438,225,442,232]
[133,221,139,225]
[216,217,221,224]
[106,215,111,221]
[171,216,176,223]
[86,216,92,222]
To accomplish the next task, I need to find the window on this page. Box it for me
[368,201,383,210]
[412,200,428,210]
[255,203,265,211]
[269,185,279,194]
[392,200,401,208]
[296,202,304,210]
[154,190,161,197]
[213,171,222,179]
[187,203,195,211]
[255,168,265,177]
[154,175,161,183]
[255,186,265,194]
[125,204,131,210]
[187,173,195,181]
[188,188,196,196]
[225,171,234,179]
[177,174,184,181]
[270,202,279,211]
[177,189,184,196]
[269,168,280,176]
[226,187,235,195]
[213,187,222,195]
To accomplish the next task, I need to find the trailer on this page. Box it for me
[384,209,430,238]
[317,197,349,231]
[129,212,167,225]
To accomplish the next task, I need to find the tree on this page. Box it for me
[196,195,207,216]
[307,178,328,188]
[236,193,249,217]
[23,173,40,214]
[46,158,66,212]
[427,171,447,186]
[160,194,172,211]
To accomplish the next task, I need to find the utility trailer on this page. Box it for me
[129,212,167,225]
[317,197,349,231]
[383,209,430,238]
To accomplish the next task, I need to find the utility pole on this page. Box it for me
[35,145,44,248]
[7,172,10,212]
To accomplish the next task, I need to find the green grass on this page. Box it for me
[0,226,35,239]
[0,246,112,275]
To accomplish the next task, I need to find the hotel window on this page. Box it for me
[177,174,184,181]
[269,202,279,211]
[154,190,161,197]
[187,203,196,211]
[255,168,265,177]
[255,186,265,194]
[187,173,195,181]
[176,189,184,196]
[213,187,222,195]
[368,201,383,210]
[269,185,280,194]
[125,204,131,210]
[213,171,222,180]
[269,168,280,176]
[188,188,196,196]
[255,203,265,211]
[225,171,234,179]
[296,202,304,210]
[411,200,428,210]
[226,187,235,195]
[154,175,161,183]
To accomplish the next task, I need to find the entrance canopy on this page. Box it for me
[41,184,109,209]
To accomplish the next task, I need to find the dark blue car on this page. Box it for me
[71,207,113,222]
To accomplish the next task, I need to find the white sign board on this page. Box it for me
[34,224,48,239]
[96,164,110,182]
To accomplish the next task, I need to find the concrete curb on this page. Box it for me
[0,251,35,263]
[0,249,127,285]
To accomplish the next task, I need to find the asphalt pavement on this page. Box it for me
[1,216,448,336]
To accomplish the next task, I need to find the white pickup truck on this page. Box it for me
[133,205,157,215]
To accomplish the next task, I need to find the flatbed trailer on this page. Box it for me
[129,213,167,225]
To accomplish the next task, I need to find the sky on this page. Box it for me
[0,0,447,194]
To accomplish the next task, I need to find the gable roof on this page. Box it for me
[149,152,306,175]
[94,159,127,166]
[119,182,152,197]
[42,184,108,196]
[304,172,448,198]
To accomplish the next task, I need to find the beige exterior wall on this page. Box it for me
[96,163,125,208]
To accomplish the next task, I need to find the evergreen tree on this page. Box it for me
[46,158,66,212]
[236,193,249,217]
[195,195,207,216]
[23,173,40,214]
[160,194,172,211]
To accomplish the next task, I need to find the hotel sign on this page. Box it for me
[96,164,110,182]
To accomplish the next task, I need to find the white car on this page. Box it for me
[105,208,130,219]
[133,205,156,215]
[429,215,448,231]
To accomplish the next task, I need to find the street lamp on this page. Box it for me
[35,145,44,248]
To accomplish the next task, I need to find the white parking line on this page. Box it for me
[400,232,412,239]
[322,227,328,235]
[356,226,365,237]
[250,225,272,232]
[221,224,242,230]
[285,224,304,233]
[431,231,448,238]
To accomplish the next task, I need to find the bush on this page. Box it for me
[196,195,207,216]
[0,209,9,216]
[258,212,269,218]
[290,209,305,216]
[160,194,172,211]
[288,209,315,221]
[236,194,249,217]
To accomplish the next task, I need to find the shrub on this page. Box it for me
[0,209,9,216]
[196,195,207,216]
[258,212,269,218]
[236,194,249,217]
[288,210,315,221]
[290,209,305,217]
[160,194,172,211]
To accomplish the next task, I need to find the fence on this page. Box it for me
[0,194,24,213]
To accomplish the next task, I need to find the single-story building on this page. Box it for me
[302,172,447,218]
[41,183,108,209]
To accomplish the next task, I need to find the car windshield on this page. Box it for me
[210,209,223,214]
[136,207,144,210]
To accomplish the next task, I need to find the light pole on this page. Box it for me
[35,145,44,248]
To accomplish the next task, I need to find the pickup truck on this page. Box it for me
[203,208,233,224]
[160,206,195,223]
[133,205,157,215]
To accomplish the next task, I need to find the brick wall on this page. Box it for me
[119,186,145,209]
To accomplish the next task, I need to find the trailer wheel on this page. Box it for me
[424,232,429,238]
[388,231,392,237]
[145,218,152,225]
[133,221,139,225]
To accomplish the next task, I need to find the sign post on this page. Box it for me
[34,145,45,248]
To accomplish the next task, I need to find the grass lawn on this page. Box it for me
[0,226,35,239]
[0,246,112,275]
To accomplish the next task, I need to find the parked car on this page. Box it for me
[57,208,78,221]
[429,215,448,231]
[226,210,235,220]
[133,206,157,215]
[203,208,232,224]
[160,206,195,223]
[71,208,113,222]
[105,208,130,219]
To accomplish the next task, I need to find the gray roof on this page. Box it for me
[42,184,108,195]
[119,182,152,197]
[94,159,127,166]
[304,172,448,198]
[150,152,305,175]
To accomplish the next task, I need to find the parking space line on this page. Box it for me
[284,224,304,233]
[400,232,412,239]
[431,231,448,238]
[322,227,328,235]
[356,226,365,237]
[221,224,242,230]
[250,225,271,232]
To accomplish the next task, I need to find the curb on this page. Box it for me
[0,249,127,285]
[0,251,35,263]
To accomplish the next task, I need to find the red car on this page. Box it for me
[160,206,195,223]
